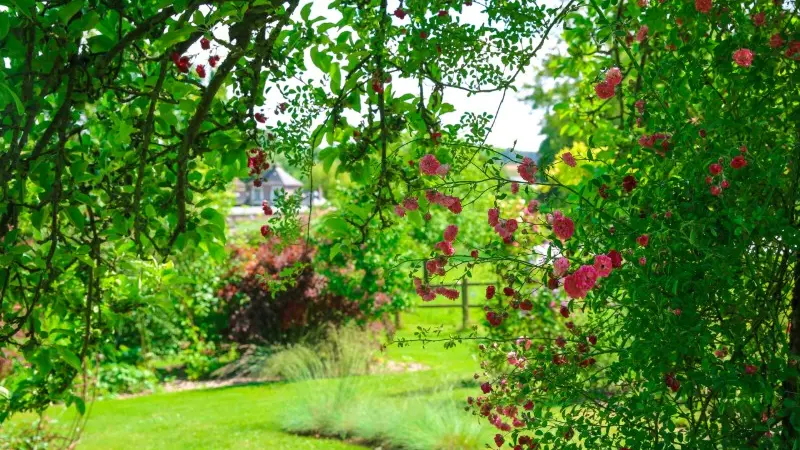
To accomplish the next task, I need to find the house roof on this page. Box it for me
[261,166,303,188]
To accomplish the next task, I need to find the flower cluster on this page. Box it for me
[419,154,449,176]
[426,190,462,214]
[488,208,518,243]
[595,66,623,99]
[247,148,270,185]
[517,157,538,183]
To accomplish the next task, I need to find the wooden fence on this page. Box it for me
[395,278,497,330]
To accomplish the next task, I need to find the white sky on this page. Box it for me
[191,0,565,153]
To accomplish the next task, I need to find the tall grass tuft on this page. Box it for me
[262,325,376,381]
[281,379,486,450]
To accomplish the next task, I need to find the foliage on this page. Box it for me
[0,416,72,450]
[281,380,486,450]
[2,0,800,448]
[218,238,365,343]
[262,325,377,381]
[95,363,159,397]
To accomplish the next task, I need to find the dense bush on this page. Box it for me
[95,363,158,396]
[218,238,363,344]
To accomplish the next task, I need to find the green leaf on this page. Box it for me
[200,207,226,230]
[58,347,82,371]
[152,25,197,53]
[66,206,85,229]
[0,81,24,116]
[300,2,312,21]
[0,12,9,40]
[88,34,115,53]
[74,397,86,415]
[330,62,341,94]
[310,47,332,72]
[58,0,83,24]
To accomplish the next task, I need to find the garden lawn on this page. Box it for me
[20,308,490,450]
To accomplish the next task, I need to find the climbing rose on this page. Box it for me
[635,99,645,113]
[470,250,479,258]
[553,215,575,241]
[594,81,615,99]
[436,240,454,256]
[517,157,537,183]
[260,224,270,237]
[394,7,406,19]
[486,285,496,299]
[561,152,577,167]
[639,256,647,266]
[426,190,462,214]
[493,434,504,448]
[608,250,623,268]
[752,12,765,27]
[564,275,583,298]
[605,67,622,86]
[526,199,540,213]
[200,37,211,49]
[403,197,419,211]
[786,41,800,59]
[639,134,656,148]
[770,34,784,48]
[553,257,570,277]
[710,185,722,196]
[733,49,754,68]
[594,254,613,277]
[394,205,405,217]
[510,182,519,194]
[695,0,711,13]
[709,163,723,175]
[443,224,459,242]
[622,175,637,192]
[426,259,445,276]
[435,286,459,300]
[635,25,649,43]
[488,208,500,226]
[419,154,441,175]
[503,287,515,296]
[731,155,747,169]
[637,234,649,247]
[574,265,599,291]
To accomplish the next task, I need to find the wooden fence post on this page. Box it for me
[461,278,469,329]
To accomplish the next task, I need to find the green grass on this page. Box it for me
[12,308,489,450]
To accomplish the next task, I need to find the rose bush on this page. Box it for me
[1,2,798,450]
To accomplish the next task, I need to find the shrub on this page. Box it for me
[218,239,363,344]
[96,363,158,396]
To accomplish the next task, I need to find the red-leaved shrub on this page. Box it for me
[218,239,362,344]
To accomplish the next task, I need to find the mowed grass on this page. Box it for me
[15,308,490,450]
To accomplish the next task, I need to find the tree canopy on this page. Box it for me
[2,0,800,447]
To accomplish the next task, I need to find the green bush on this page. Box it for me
[96,363,158,396]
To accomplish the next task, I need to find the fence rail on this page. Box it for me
[395,278,497,330]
